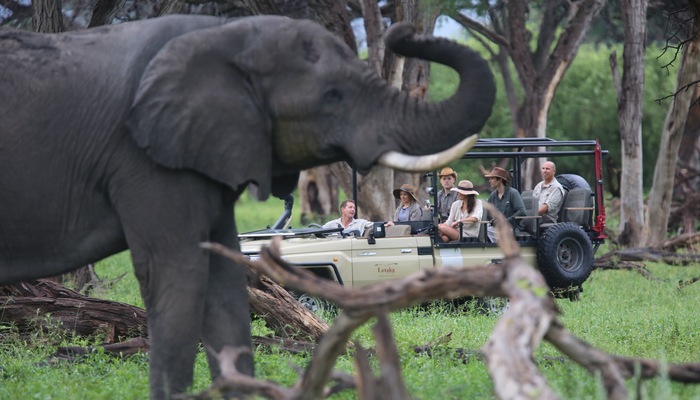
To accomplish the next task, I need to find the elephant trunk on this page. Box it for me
[362,22,496,171]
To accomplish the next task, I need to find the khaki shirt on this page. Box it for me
[533,179,566,223]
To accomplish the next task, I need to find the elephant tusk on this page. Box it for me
[379,134,479,172]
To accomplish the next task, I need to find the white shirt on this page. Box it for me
[445,199,483,238]
[322,218,372,235]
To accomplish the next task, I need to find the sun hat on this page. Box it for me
[438,167,457,180]
[392,183,419,202]
[484,167,511,185]
[451,180,479,196]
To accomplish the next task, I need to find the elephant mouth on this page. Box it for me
[377,135,479,172]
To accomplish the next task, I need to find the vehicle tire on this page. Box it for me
[297,293,327,314]
[536,222,593,288]
[556,174,591,191]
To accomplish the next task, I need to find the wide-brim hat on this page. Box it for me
[451,180,479,196]
[393,183,419,202]
[484,167,511,185]
[438,167,457,180]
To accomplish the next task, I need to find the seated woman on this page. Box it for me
[386,183,423,226]
[437,180,483,242]
[484,167,525,242]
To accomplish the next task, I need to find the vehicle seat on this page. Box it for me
[478,208,489,242]
[518,195,540,235]
[560,187,594,228]
[385,225,411,237]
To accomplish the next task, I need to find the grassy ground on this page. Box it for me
[1,195,699,399]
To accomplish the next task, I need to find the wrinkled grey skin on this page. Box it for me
[0,15,494,398]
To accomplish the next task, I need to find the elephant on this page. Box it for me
[0,15,495,398]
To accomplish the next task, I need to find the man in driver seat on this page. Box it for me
[322,199,373,236]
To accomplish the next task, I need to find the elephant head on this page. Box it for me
[127,16,495,198]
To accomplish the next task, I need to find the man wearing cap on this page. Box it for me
[484,167,526,242]
[435,167,458,222]
[533,161,566,224]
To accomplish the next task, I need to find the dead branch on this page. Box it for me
[482,203,560,400]
[662,232,700,251]
[199,204,700,399]
[53,337,150,360]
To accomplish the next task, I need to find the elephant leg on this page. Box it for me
[129,241,209,399]
[201,214,254,381]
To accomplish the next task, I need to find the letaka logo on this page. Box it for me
[377,264,397,273]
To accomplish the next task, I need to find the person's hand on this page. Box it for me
[385,220,394,227]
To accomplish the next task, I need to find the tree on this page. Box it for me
[31,0,63,32]
[446,0,607,187]
[645,1,700,246]
[609,0,648,247]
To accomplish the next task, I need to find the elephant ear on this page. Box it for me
[126,20,279,199]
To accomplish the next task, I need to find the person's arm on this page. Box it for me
[463,200,482,224]
[445,201,458,225]
[534,184,548,216]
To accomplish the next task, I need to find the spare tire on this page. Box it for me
[556,174,591,192]
[536,222,594,288]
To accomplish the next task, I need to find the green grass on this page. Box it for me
[2,195,700,399]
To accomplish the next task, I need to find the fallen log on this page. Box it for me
[595,247,700,266]
[0,270,327,345]
[0,280,147,342]
[247,272,328,341]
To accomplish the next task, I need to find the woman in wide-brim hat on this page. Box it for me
[484,167,525,242]
[389,183,423,223]
[438,180,483,242]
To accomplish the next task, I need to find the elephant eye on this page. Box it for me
[323,88,343,104]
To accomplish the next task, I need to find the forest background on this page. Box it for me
[2,0,698,247]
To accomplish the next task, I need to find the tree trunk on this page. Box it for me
[32,0,64,33]
[88,0,125,27]
[645,26,700,246]
[298,167,338,226]
[613,0,648,247]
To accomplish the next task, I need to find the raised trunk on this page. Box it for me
[372,23,496,160]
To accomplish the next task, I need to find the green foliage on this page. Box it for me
[428,41,679,190]
[235,190,304,233]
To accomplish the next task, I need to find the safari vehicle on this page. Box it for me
[240,138,608,312]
